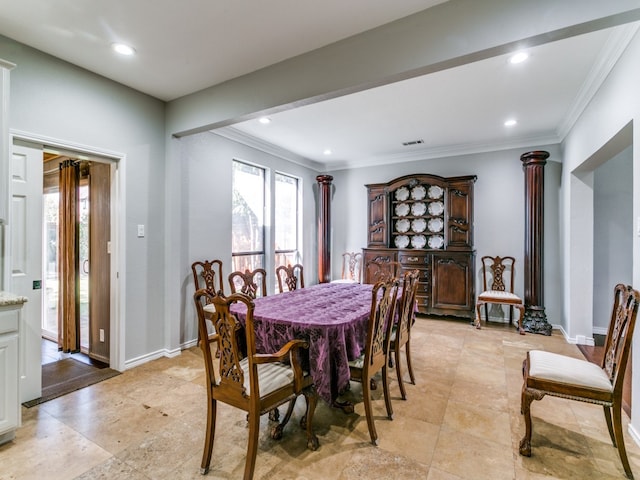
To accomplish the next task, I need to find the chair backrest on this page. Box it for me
[229,268,267,298]
[480,255,515,293]
[395,269,420,346]
[194,289,256,405]
[341,252,363,282]
[602,284,640,394]
[192,259,225,296]
[365,259,400,284]
[276,264,304,293]
[364,278,400,370]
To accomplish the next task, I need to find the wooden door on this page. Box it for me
[88,162,110,363]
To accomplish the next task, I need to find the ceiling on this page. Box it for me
[0,1,638,169]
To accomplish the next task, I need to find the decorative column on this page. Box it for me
[521,151,551,335]
[316,175,333,283]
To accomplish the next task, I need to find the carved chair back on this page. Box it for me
[480,255,515,293]
[341,252,363,282]
[276,263,304,293]
[192,259,224,297]
[228,268,267,298]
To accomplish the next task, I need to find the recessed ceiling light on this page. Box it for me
[504,119,517,127]
[323,149,332,156]
[258,117,271,125]
[112,43,136,56]
[509,52,529,64]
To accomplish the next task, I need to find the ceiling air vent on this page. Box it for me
[402,139,424,146]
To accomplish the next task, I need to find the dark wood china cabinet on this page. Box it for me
[363,174,477,319]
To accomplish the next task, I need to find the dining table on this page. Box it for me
[205,282,375,406]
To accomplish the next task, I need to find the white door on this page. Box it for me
[10,140,43,402]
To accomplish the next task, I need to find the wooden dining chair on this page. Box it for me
[475,255,525,334]
[276,263,304,293]
[349,277,400,445]
[519,283,640,479]
[192,259,224,345]
[194,289,319,479]
[228,268,267,298]
[331,252,363,283]
[390,269,420,400]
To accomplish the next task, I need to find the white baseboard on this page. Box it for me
[122,339,198,370]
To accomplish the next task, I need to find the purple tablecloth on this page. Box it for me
[229,282,374,403]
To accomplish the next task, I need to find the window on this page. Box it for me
[231,160,265,272]
[274,172,300,269]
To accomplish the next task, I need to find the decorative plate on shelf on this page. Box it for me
[395,187,410,201]
[427,217,444,232]
[395,218,410,233]
[411,234,427,249]
[411,218,427,233]
[428,201,444,216]
[410,185,426,200]
[394,235,410,248]
[411,202,427,216]
[427,185,444,199]
[395,203,410,217]
[428,235,445,249]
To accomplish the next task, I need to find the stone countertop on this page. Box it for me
[0,291,28,306]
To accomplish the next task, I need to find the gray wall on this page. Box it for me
[178,131,321,344]
[593,146,633,332]
[0,35,167,362]
[329,145,562,327]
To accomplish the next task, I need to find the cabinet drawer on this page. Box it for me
[0,310,19,335]
[398,252,430,265]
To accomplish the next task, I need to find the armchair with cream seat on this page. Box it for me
[519,283,640,479]
[194,289,319,479]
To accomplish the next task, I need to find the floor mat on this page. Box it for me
[22,357,120,408]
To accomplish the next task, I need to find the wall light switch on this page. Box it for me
[137,224,145,238]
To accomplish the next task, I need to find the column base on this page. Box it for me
[522,306,552,336]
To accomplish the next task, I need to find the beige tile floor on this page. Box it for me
[2,316,640,479]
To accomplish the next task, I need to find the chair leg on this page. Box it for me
[271,399,295,440]
[405,338,416,385]
[244,411,260,480]
[303,386,320,451]
[362,372,378,446]
[268,407,280,422]
[200,397,217,475]
[612,403,634,479]
[382,364,394,420]
[475,301,484,329]
[519,389,535,457]
[516,304,526,335]
[604,405,616,446]
[394,345,407,400]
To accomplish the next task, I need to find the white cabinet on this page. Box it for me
[0,297,25,445]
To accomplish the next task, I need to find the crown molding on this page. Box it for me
[322,134,562,171]
[212,127,325,172]
[216,125,561,172]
